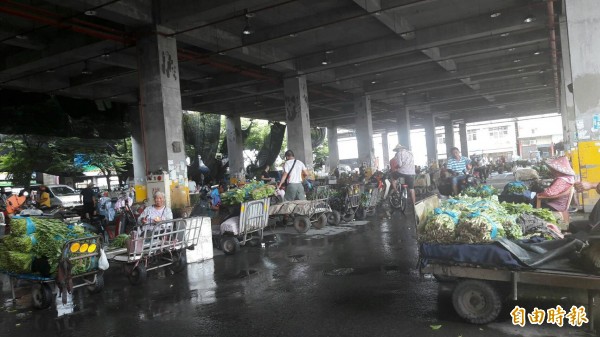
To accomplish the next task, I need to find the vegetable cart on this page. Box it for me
[269,186,334,233]
[361,183,381,218]
[105,216,205,285]
[216,198,271,255]
[329,184,362,223]
[415,195,600,329]
[308,185,341,225]
[1,235,105,309]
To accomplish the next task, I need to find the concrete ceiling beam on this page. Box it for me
[0,40,115,81]
[41,0,152,26]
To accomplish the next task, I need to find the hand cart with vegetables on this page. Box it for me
[329,184,362,223]
[415,194,600,329]
[216,198,271,255]
[0,217,105,309]
[308,185,341,226]
[269,185,334,233]
[360,183,381,218]
[105,216,204,285]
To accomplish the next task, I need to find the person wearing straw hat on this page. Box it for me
[391,144,416,205]
[537,156,575,212]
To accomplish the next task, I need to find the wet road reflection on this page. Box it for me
[0,214,593,337]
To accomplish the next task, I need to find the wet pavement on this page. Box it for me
[0,209,595,337]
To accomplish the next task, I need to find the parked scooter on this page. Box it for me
[437,170,480,196]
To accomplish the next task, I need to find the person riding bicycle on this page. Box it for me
[446,147,472,195]
[390,144,416,205]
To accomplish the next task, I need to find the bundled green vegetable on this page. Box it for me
[0,217,94,275]
[418,209,459,244]
[461,185,498,198]
[110,234,130,249]
[507,183,527,194]
[455,212,500,243]
[2,235,34,253]
[221,180,275,206]
[501,202,558,224]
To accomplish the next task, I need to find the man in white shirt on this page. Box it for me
[391,144,416,205]
[277,150,309,201]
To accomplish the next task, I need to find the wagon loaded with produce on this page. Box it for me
[328,184,362,223]
[416,194,600,329]
[269,185,335,233]
[214,181,272,255]
[0,217,105,309]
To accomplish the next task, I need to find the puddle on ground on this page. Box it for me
[227,270,257,279]
[324,265,402,276]
[287,254,307,263]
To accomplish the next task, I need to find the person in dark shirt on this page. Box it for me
[261,165,275,184]
[80,183,96,219]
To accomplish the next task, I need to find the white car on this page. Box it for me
[31,185,84,208]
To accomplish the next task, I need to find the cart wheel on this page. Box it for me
[342,212,354,223]
[293,215,311,233]
[313,213,327,229]
[170,250,187,273]
[87,272,105,293]
[128,264,147,285]
[452,279,502,324]
[221,236,240,255]
[32,283,53,309]
[327,210,341,226]
[354,207,366,220]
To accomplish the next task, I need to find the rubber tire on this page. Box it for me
[32,283,53,309]
[221,236,240,255]
[327,210,341,226]
[88,273,104,293]
[313,213,327,229]
[400,188,408,213]
[452,279,502,324]
[342,212,354,223]
[293,215,311,233]
[354,207,366,220]
[128,263,147,285]
[170,250,187,273]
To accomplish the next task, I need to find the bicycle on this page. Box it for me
[388,177,408,214]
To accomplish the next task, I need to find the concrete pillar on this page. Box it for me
[559,10,576,149]
[130,106,147,202]
[444,119,455,156]
[284,75,313,168]
[396,106,411,150]
[355,95,375,167]
[381,131,390,167]
[564,0,600,211]
[458,122,468,156]
[226,115,244,177]
[423,113,437,165]
[327,122,339,171]
[137,25,188,209]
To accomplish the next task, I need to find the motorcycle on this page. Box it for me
[437,170,480,197]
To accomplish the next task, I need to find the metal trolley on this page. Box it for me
[269,187,333,234]
[2,235,105,309]
[218,198,271,255]
[106,216,204,285]
[361,183,382,218]
[329,184,362,223]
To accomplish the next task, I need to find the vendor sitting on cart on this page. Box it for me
[138,191,173,227]
[536,156,575,212]
[277,150,309,201]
